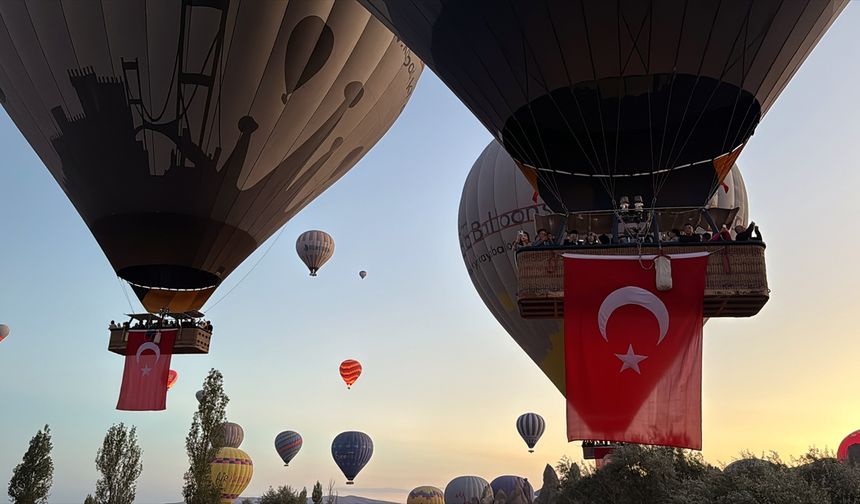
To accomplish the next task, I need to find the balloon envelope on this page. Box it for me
[274,430,303,466]
[445,476,493,504]
[838,430,860,461]
[0,324,9,342]
[516,413,545,453]
[166,370,178,390]
[195,389,205,403]
[359,270,368,279]
[0,2,422,312]
[360,0,843,211]
[339,359,362,388]
[210,447,253,504]
[331,431,373,484]
[490,476,534,504]
[215,422,245,449]
[407,486,445,504]
[458,141,750,393]
[297,230,335,276]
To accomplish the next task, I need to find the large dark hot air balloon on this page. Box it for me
[331,431,373,484]
[360,0,844,211]
[0,1,423,313]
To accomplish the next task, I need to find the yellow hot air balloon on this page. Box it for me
[210,447,253,504]
[407,486,445,504]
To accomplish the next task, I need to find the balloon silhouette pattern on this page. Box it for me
[274,430,303,466]
[0,2,422,312]
[516,413,545,453]
[339,359,362,389]
[331,431,373,484]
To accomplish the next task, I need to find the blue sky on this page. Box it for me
[3,4,860,503]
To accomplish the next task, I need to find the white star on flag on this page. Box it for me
[615,344,648,374]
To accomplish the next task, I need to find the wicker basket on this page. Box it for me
[108,327,212,355]
[517,242,769,318]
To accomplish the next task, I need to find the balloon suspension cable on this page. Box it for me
[117,276,140,313]
[204,224,289,313]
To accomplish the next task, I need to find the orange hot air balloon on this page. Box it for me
[167,370,179,390]
[339,360,362,389]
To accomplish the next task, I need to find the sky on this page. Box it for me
[2,4,860,504]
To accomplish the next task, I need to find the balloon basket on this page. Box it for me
[346,481,354,485]
[529,449,534,453]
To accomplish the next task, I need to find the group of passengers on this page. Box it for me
[109,319,214,332]
[513,221,762,249]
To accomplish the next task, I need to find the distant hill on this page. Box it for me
[221,496,398,504]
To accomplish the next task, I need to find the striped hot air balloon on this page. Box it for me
[445,476,493,504]
[214,422,245,449]
[339,359,362,389]
[331,431,373,484]
[516,413,545,453]
[407,486,445,504]
[275,430,303,466]
[166,370,179,390]
[296,230,335,276]
[210,447,253,504]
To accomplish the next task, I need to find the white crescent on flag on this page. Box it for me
[136,341,161,366]
[598,286,669,344]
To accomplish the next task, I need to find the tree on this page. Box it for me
[325,479,338,504]
[182,369,229,504]
[84,495,95,504]
[94,423,143,504]
[7,425,53,504]
[312,481,323,504]
[260,485,307,504]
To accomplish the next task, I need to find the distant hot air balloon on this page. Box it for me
[275,430,303,466]
[458,141,750,394]
[359,270,368,279]
[0,324,9,343]
[0,3,423,314]
[166,370,179,390]
[838,430,860,462]
[490,476,534,504]
[214,422,245,449]
[407,486,445,504]
[210,447,253,504]
[361,0,843,212]
[339,359,362,389]
[195,390,205,403]
[516,413,545,453]
[445,476,493,504]
[331,431,373,485]
[296,231,335,276]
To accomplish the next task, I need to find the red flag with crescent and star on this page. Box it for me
[564,253,708,449]
[116,328,176,411]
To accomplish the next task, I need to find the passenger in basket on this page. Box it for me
[533,228,553,247]
[734,221,762,241]
[678,224,701,243]
[514,231,532,250]
[563,229,580,246]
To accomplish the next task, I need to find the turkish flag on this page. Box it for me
[564,253,708,449]
[116,329,176,411]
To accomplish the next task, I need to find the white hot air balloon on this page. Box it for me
[296,230,335,276]
[457,141,750,394]
[445,476,494,504]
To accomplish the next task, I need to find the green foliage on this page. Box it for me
[94,423,143,504]
[7,425,53,504]
[260,485,307,504]
[84,495,96,504]
[182,369,230,504]
[555,446,860,504]
[312,481,323,504]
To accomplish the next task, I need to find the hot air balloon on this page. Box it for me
[361,0,843,212]
[838,430,860,462]
[296,230,335,276]
[0,324,9,343]
[331,431,373,485]
[339,359,362,389]
[359,270,368,279]
[195,389,205,403]
[0,2,423,315]
[166,370,179,390]
[458,141,749,393]
[490,476,534,504]
[274,430,303,466]
[445,476,493,504]
[210,447,253,504]
[407,486,445,504]
[214,422,245,449]
[516,413,545,453]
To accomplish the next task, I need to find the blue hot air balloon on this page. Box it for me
[275,431,303,466]
[331,431,373,484]
[516,413,545,453]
